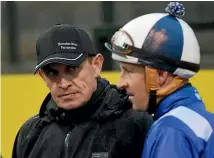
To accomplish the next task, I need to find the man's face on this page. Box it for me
[39,54,103,110]
[117,62,149,111]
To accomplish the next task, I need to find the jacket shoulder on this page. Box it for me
[19,114,40,135]
[114,109,153,156]
[15,114,45,147]
[124,109,153,125]
[117,109,153,137]
[13,114,43,157]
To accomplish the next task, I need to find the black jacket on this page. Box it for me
[12,78,153,158]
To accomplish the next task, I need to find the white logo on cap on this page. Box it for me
[57,42,78,50]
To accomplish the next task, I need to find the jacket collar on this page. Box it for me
[154,83,205,121]
[39,78,131,125]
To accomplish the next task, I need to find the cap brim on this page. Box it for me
[34,52,88,74]
[104,42,128,55]
[104,42,114,53]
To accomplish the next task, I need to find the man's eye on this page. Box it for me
[67,67,80,74]
[125,69,130,73]
[44,71,58,76]
[68,67,76,71]
[68,66,79,71]
[123,69,131,73]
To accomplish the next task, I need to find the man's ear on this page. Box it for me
[92,53,104,78]
[38,69,46,82]
[38,69,44,78]
[157,69,168,88]
[37,69,50,87]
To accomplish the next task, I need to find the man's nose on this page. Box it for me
[59,77,71,89]
[117,77,127,89]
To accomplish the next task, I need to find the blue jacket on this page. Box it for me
[142,83,214,158]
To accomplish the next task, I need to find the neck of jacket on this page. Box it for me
[39,78,131,125]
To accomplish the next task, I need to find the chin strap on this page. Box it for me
[145,66,187,115]
[148,89,157,115]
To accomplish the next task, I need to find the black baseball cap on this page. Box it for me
[34,24,97,73]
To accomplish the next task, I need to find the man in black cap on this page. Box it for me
[12,24,153,158]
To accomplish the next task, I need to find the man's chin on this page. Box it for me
[57,101,82,110]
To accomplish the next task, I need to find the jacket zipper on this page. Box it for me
[63,122,76,158]
[63,132,71,158]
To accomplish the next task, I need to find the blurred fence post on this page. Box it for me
[102,1,114,25]
[94,1,115,70]
[6,1,19,64]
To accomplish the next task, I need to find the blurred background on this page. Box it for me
[1,1,214,158]
[1,1,214,73]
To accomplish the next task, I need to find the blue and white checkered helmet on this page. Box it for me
[106,2,200,79]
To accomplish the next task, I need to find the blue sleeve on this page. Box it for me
[203,132,214,158]
[142,126,193,158]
